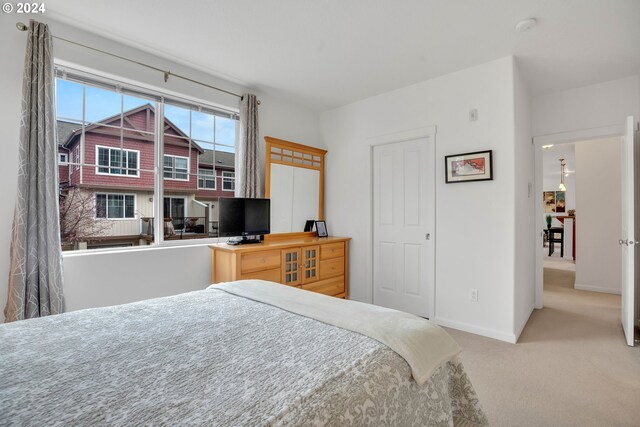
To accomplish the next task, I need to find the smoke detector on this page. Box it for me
[515,18,537,32]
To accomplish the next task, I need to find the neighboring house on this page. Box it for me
[56,120,75,187]
[195,149,236,237]
[57,104,235,249]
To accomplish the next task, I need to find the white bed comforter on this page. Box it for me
[214,280,461,386]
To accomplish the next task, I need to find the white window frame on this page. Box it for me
[59,153,68,164]
[222,171,235,192]
[95,145,140,177]
[55,66,241,254]
[163,154,190,181]
[95,192,137,220]
[74,145,80,171]
[197,167,216,190]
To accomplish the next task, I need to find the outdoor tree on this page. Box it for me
[59,189,111,248]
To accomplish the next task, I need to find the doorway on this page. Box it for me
[540,143,576,277]
[533,122,635,346]
[164,196,186,230]
[371,129,435,318]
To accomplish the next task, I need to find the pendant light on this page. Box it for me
[558,159,566,191]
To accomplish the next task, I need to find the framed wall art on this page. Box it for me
[543,191,556,213]
[445,150,493,183]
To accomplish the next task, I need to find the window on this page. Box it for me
[96,146,139,176]
[55,69,238,252]
[163,155,189,180]
[74,146,80,170]
[59,153,68,164]
[222,171,235,191]
[95,194,135,219]
[198,168,215,189]
[163,197,185,219]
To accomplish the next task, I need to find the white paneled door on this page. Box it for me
[373,136,434,318]
[621,116,637,347]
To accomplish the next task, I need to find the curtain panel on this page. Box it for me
[236,94,260,198]
[5,20,65,322]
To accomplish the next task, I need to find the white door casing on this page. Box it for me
[621,116,636,347]
[532,123,629,310]
[372,133,435,318]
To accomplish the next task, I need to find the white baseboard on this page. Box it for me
[433,316,517,344]
[574,283,621,295]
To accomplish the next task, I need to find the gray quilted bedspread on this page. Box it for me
[0,289,488,426]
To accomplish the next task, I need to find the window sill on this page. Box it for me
[95,172,141,178]
[62,238,223,258]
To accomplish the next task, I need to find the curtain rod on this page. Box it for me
[16,21,260,104]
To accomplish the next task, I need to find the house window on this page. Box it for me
[95,193,135,219]
[198,168,216,189]
[222,171,235,191]
[59,153,68,164]
[74,146,80,170]
[96,146,139,176]
[163,155,189,180]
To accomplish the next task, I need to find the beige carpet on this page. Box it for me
[445,268,640,426]
[543,242,575,271]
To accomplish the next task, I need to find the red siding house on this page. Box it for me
[57,104,235,249]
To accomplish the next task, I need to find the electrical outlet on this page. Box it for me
[469,109,478,121]
[469,289,478,302]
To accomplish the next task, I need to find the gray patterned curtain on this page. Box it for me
[236,94,260,198]
[5,20,65,322]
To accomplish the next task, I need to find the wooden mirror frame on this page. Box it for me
[264,136,327,239]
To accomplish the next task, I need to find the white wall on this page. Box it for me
[574,137,622,294]
[0,15,322,322]
[532,75,640,137]
[321,56,521,342]
[513,59,535,339]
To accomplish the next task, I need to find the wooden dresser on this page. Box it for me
[210,236,351,298]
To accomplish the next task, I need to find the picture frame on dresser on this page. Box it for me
[315,221,328,237]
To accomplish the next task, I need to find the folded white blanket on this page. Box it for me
[210,280,460,386]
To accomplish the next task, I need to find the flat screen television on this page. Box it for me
[219,198,270,243]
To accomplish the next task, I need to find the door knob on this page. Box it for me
[425,233,431,240]
[619,239,626,245]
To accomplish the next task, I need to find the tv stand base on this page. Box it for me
[227,236,261,245]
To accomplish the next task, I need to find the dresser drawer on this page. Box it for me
[241,250,281,273]
[301,277,344,296]
[241,268,281,283]
[320,257,344,279]
[320,242,344,260]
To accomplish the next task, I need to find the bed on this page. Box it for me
[0,280,488,426]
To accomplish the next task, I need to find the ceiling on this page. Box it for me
[46,0,640,111]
